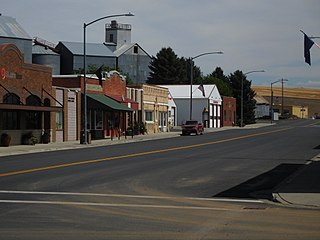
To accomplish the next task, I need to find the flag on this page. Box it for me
[198,84,205,97]
[95,65,104,85]
[304,33,314,65]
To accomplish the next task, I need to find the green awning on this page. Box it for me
[87,93,133,112]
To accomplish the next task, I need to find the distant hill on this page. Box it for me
[253,86,320,118]
[253,86,320,100]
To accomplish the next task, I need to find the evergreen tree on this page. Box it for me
[147,48,201,85]
[204,67,233,97]
[147,47,183,84]
[228,70,256,125]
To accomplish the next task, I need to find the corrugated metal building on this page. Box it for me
[56,41,116,74]
[0,15,32,63]
[32,44,60,75]
[105,21,151,84]
[114,43,151,85]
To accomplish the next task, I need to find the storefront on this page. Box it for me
[0,44,62,146]
[53,71,136,140]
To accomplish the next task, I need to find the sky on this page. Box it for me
[2,0,320,88]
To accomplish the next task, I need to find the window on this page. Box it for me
[26,95,42,129]
[56,112,63,130]
[3,93,20,104]
[145,111,153,122]
[133,46,138,54]
[2,93,20,130]
[95,110,103,130]
[109,34,114,42]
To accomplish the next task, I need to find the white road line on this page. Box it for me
[0,190,264,204]
[0,199,245,211]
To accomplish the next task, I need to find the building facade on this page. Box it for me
[161,85,222,128]
[0,44,61,145]
[53,71,136,140]
[127,84,169,134]
[221,96,236,127]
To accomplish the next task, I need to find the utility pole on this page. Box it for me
[281,79,288,116]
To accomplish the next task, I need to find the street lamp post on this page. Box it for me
[270,78,288,123]
[189,51,223,120]
[270,79,281,123]
[82,13,134,144]
[240,70,265,127]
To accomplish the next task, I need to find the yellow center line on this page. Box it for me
[305,120,320,127]
[0,127,292,178]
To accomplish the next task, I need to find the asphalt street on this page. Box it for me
[0,119,319,239]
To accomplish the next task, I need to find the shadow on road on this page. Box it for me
[213,163,304,201]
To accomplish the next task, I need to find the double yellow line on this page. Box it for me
[0,127,291,178]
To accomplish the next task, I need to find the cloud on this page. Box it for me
[2,0,319,87]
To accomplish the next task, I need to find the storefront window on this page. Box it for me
[2,93,20,130]
[1,110,19,130]
[145,111,153,122]
[26,95,41,129]
[95,110,103,130]
[56,112,63,130]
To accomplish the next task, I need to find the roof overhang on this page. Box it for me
[87,93,133,112]
[0,103,63,112]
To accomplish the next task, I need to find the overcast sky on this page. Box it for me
[2,0,320,88]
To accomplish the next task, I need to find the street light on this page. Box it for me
[189,51,223,120]
[270,78,288,123]
[240,70,265,127]
[82,13,134,144]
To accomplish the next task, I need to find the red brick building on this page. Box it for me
[53,71,137,140]
[221,96,236,127]
[0,44,62,145]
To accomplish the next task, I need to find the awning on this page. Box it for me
[0,103,63,112]
[87,93,133,112]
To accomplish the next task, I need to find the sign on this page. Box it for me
[1,67,5,80]
[0,66,22,80]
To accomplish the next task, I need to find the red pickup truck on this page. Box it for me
[182,120,204,135]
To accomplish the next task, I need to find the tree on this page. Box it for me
[204,67,233,97]
[147,47,202,85]
[228,70,256,125]
[147,47,183,84]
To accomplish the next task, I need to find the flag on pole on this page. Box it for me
[198,84,205,97]
[303,33,314,65]
[95,65,104,85]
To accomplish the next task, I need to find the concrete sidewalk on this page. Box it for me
[272,158,320,208]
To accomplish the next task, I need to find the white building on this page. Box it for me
[168,91,177,128]
[160,85,222,128]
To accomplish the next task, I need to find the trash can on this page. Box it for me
[80,130,91,144]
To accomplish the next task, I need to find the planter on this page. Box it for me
[1,133,11,147]
[22,132,38,145]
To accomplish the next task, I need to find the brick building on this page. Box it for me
[221,96,236,127]
[0,44,62,145]
[53,71,137,140]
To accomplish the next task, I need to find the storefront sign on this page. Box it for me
[1,67,5,80]
[86,84,103,92]
[0,66,22,80]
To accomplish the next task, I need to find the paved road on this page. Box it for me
[0,119,319,239]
